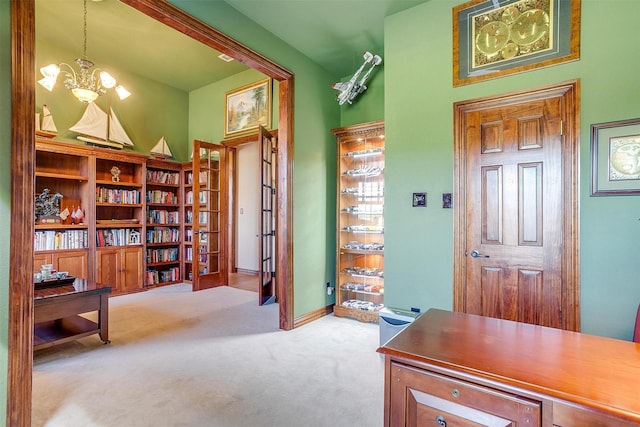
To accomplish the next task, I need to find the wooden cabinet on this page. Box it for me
[145,159,182,286]
[34,250,88,280]
[379,309,640,426]
[97,246,143,294]
[332,121,385,323]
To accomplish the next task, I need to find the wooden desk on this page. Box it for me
[34,279,112,351]
[378,309,640,426]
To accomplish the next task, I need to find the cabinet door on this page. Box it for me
[121,246,143,292]
[53,250,88,279]
[389,362,540,427]
[97,248,120,292]
[34,253,53,274]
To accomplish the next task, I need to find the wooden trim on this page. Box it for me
[9,1,35,426]
[10,0,296,423]
[452,79,580,331]
[293,305,333,328]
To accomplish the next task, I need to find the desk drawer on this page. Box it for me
[390,361,541,426]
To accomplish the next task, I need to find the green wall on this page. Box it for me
[35,38,190,160]
[384,0,640,340]
[188,68,279,144]
[0,1,10,421]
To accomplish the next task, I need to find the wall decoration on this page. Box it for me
[591,118,640,196]
[443,193,453,209]
[413,193,427,207]
[452,0,581,87]
[224,78,272,138]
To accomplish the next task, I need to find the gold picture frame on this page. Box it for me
[224,78,272,138]
[453,0,581,87]
[591,118,640,196]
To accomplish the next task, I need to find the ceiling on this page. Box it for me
[35,0,428,92]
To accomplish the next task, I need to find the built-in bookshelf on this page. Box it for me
[34,140,92,280]
[146,159,182,287]
[182,164,194,282]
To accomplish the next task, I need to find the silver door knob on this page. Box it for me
[469,250,489,258]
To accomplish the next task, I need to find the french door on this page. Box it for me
[192,140,228,290]
[259,126,277,305]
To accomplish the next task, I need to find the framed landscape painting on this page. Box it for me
[452,0,581,86]
[224,78,272,138]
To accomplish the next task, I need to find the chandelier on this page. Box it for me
[37,0,131,103]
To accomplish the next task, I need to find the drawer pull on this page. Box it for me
[451,388,460,398]
[436,415,446,426]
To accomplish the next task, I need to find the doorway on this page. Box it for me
[9,1,294,424]
[453,80,580,331]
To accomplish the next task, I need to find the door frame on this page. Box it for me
[452,80,580,331]
[8,1,295,425]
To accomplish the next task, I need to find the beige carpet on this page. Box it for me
[32,284,384,426]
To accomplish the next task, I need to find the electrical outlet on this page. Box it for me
[326,282,334,295]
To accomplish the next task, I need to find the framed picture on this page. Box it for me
[224,78,272,138]
[591,118,640,196]
[452,0,581,87]
[413,193,427,207]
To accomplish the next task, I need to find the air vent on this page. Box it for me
[218,53,234,62]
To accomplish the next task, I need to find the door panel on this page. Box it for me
[259,126,276,305]
[192,140,227,290]
[454,82,580,331]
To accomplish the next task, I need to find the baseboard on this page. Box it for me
[294,305,334,328]
[235,268,258,276]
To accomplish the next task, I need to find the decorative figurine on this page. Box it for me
[111,166,121,182]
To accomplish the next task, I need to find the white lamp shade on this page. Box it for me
[100,71,116,89]
[37,77,56,92]
[115,85,131,100]
[39,64,60,80]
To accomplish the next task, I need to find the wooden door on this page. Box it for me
[192,140,228,290]
[97,248,120,292]
[54,250,88,280]
[121,246,143,292]
[454,82,580,331]
[258,126,276,305]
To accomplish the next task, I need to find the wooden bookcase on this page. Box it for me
[145,159,182,287]
[35,139,148,295]
[182,162,194,283]
[94,149,146,294]
[35,140,92,281]
[332,121,385,323]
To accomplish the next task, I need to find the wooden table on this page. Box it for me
[34,279,112,351]
[378,308,640,426]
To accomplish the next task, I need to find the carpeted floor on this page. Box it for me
[32,284,384,427]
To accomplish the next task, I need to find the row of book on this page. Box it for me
[186,171,210,185]
[146,190,178,204]
[96,187,141,204]
[147,210,179,224]
[146,267,180,285]
[146,227,180,244]
[96,229,141,247]
[34,230,88,251]
[146,247,179,264]
[147,170,179,185]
